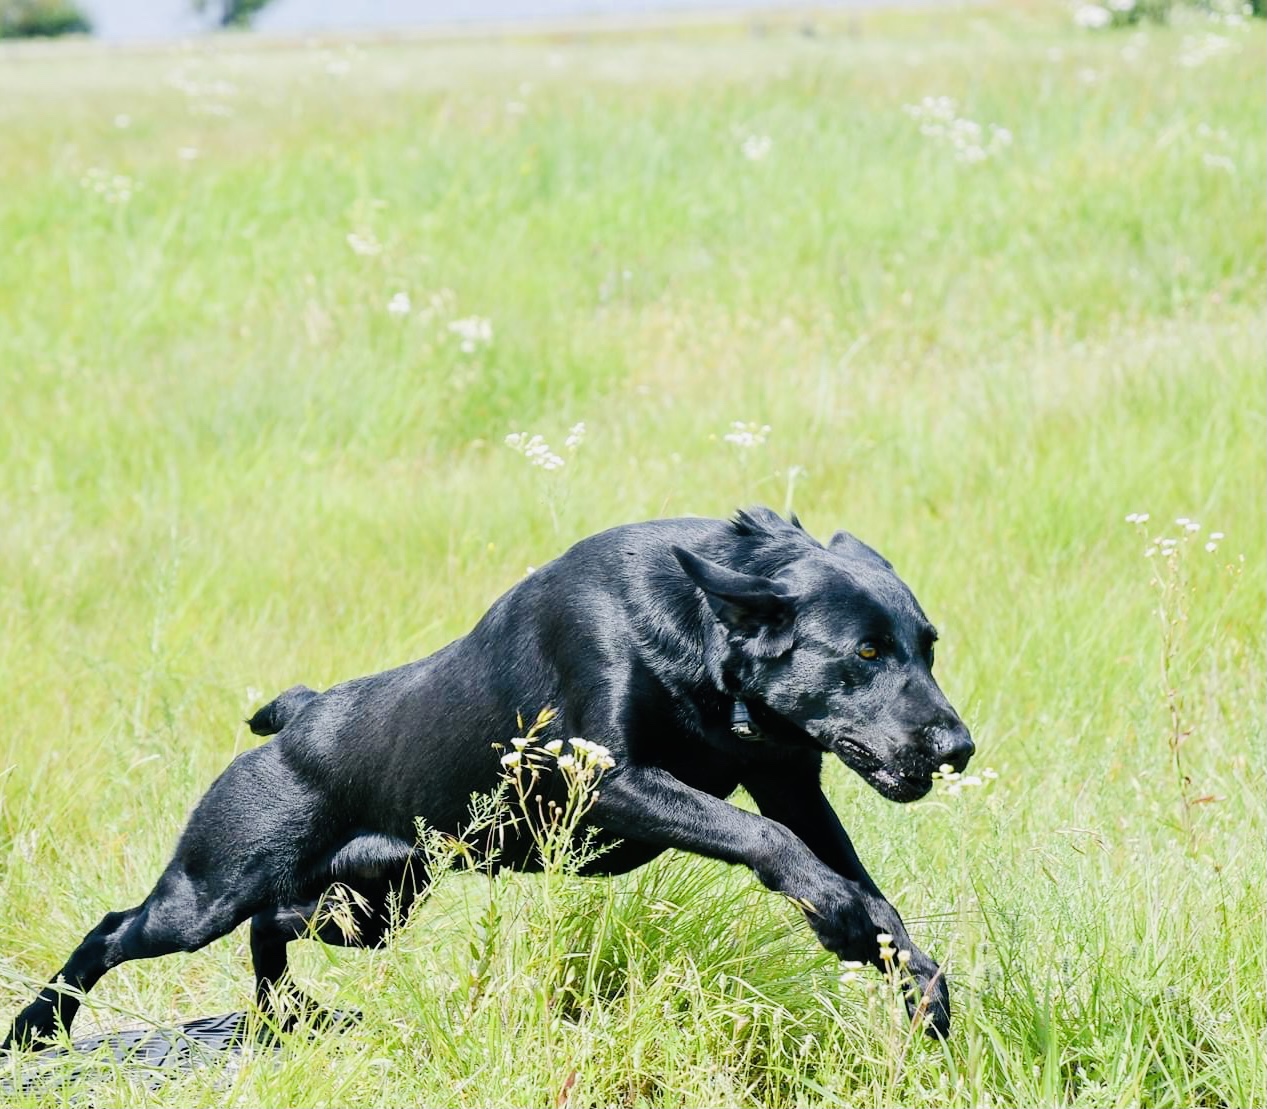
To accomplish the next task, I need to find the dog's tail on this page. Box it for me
[246,684,319,736]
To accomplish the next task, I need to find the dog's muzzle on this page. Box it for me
[927,723,974,774]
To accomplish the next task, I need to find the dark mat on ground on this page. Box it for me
[3,1009,355,1095]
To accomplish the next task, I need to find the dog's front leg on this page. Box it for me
[743,767,950,1036]
[591,765,942,1027]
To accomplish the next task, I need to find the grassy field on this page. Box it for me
[1,3,1264,1104]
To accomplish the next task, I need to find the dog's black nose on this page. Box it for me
[931,724,975,773]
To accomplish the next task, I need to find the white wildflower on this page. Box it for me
[114,113,131,129]
[1202,153,1236,173]
[543,739,564,755]
[387,291,411,316]
[449,316,493,353]
[346,231,382,257]
[1205,542,1218,553]
[905,97,1011,162]
[934,762,994,796]
[177,147,199,162]
[1180,33,1237,68]
[1184,522,1201,533]
[724,421,771,449]
[1073,4,1112,29]
[840,960,867,985]
[500,751,522,769]
[80,167,134,205]
[569,738,616,770]
[564,422,586,452]
[1125,512,1150,524]
[741,134,772,162]
[505,432,565,471]
[1209,532,1225,540]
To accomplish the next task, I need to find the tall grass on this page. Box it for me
[0,4,1263,1105]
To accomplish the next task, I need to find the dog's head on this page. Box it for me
[674,512,973,802]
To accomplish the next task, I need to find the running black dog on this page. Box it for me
[4,508,973,1048]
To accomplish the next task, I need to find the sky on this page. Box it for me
[79,0,865,42]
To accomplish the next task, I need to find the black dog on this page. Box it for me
[3,508,972,1048]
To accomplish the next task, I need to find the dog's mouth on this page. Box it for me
[865,765,934,803]
[755,711,936,804]
[829,737,934,803]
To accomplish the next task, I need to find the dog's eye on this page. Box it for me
[857,644,879,661]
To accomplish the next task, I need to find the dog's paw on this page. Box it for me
[2,1009,59,1054]
[802,895,878,963]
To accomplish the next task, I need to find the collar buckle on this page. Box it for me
[730,700,763,741]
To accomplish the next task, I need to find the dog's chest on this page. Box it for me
[629,717,746,801]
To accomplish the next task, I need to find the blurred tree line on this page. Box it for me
[194,0,275,27]
[0,0,90,36]
[0,0,276,37]
[0,0,1260,43]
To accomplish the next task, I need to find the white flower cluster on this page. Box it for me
[839,959,869,986]
[839,931,914,990]
[1074,4,1112,28]
[505,423,585,472]
[556,737,617,775]
[1179,33,1238,68]
[499,735,616,779]
[80,167,135,205]
[384,288,458,320]
[1074,0,1137,28]
[904,97,1012,164]
[1128,513,1227,557]
[1197,122,1236,175]
[448,316,493,353]
[164,64,236,118]
[346,231,382,257]
[723,421,771,449]
[505,433,563,470]
[741,134,772,162]
[932,763,998,797]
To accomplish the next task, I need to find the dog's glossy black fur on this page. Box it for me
[4,508,972,1048]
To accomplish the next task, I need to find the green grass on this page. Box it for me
[1,4,1264,1104]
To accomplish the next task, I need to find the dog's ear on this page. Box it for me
[828,530,894,571]
[672,547,795,656]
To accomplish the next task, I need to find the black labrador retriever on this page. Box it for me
[3,508,973,1048]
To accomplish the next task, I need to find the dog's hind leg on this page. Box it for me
[2,863,267,1050]
[249,836,424,1027]
[3,745,311,1051]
